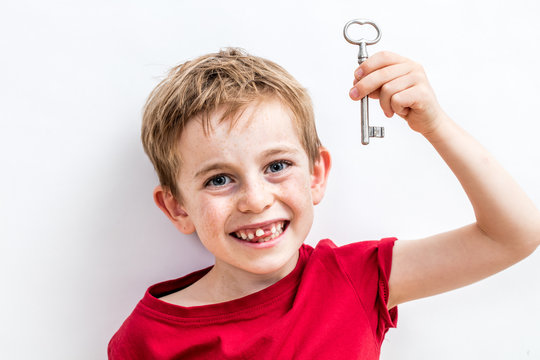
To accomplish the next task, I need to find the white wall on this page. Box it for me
[1,0,539,358]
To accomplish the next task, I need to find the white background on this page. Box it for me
[1,0,539,359]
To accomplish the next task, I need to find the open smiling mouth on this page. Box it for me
[230,221,289,243]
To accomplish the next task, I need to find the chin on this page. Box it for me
[245,249,300,277]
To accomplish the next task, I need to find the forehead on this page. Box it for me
[214,98,298,135]
[180,99,303,153]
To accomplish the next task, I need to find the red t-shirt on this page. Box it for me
[108,238,397,359]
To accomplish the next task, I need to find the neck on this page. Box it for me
[196,252,299,304]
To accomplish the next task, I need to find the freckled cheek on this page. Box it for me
[195,197,235,235]
[278,175,315,237]
[279,174,313,207]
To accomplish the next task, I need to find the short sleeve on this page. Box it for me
[329,238,398,342]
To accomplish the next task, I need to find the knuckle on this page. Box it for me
[412,70,427,84]
[380,82,394,97]
[389,92,400,105]
[355,82,368,97]
[412,61,425,73]
[379,66,392,79]
[379,50,394,60]
[359,62,371,76]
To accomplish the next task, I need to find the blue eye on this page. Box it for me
[206,174,232,187]
[266,160,291,173]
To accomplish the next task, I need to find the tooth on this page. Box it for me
[248,233,254,240]
[271,226,276,234]
[255,229,264,237]
[240,232,247,239]
[276,222,283,231]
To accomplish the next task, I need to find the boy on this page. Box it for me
[108,48,540,359]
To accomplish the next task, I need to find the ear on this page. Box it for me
[153,185,196,234]
[310,147,331,205]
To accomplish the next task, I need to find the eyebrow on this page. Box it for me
[194,146,301,179]
[194,163,225,179]
[260,146,300,159]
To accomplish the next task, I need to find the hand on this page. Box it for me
[349,51,445,137]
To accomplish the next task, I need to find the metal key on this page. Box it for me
[343,19,384,145]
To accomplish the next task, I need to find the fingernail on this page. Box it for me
[349,87,359,99]
[355,68,363,78]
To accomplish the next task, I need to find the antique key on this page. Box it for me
[343,19,384,145]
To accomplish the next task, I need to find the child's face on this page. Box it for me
[172,99,328,277]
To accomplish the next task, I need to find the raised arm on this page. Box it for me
[349,51,540,308]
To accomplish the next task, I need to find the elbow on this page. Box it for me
[516,214,540,258]
[505,237,538,266]
[479,209,540,261]
[530,211,540,249]
[530,224,540,254]
[522,238,539,259]
[488,215,540,262]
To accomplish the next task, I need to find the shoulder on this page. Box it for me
[302,238,398,337]
[107,302,151,358]
[302,238,397,284]
[309,238,397,263]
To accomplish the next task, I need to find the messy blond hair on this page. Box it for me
[141,48,321,201]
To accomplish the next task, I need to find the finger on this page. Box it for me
[368,89,380,100]
[352,81,381,99]
[354,51,409,81]
[378,73,417,117]
[390,86,420,118]
[350,62,412,100]
[351,82,381,98]
[353,66,362,84]
[352,52,408,86]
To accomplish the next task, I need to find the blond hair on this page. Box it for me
[141,48,321,200]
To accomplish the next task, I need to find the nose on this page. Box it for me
[236,176,274,214]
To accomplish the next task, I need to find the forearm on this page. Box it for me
[424,113,540,254]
